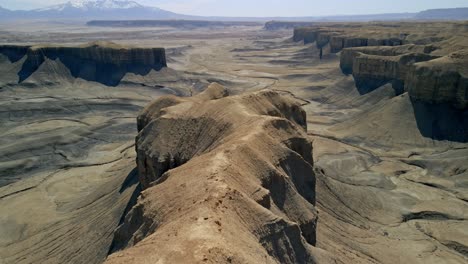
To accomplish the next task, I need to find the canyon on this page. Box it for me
[0,19,467,264]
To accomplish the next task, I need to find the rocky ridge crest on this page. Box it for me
[106,83,321,264]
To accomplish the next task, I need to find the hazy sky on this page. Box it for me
[1,0,467,16]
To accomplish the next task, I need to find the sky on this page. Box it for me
[1,0,467,17]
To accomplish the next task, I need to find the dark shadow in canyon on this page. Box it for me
[354,77,405,96]
[17,55,165,86]
[0,46,29,63]
[108,167,142,255]
[411,98,468,143]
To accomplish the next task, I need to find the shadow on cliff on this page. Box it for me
[0,46,29,63]
[411,99,468,143]
[108,167,142,255]
[354,78,405,96]
[17,55,165,86]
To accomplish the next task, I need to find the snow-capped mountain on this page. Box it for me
[1,1,467,22]
[35,0,143,12]
[0,5,14,18]
[0,5,11,13]
[0,0,188,20]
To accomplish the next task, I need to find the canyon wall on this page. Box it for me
[0,41,167,86]
[339,45,433,74]
[340,45,467,108]
[340,46,437,94]
[293,26,403,52]
[291,23,467,108]
[292,27,320,44]
[406,51,468,108]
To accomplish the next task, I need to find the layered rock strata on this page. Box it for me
[106,83,319,264]
[339,45,434,74]
[0,41,167,86]
[340,45,468,108]
[293,27,403,52]
[406,50,468,108]
[340,45,437,94]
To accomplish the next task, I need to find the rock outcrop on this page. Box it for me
[290,22,466,108]
[293,26,403,52]
[406,50,468,108]
[0,41,167,86]
[330,36,402,53]
[293,22,468,54]
[340,45,437,94]
[106,83,319,264]
[340,45,468,108]
[339,44,434,74]
[292,27,322,44]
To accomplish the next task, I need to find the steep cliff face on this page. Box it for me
[345,48,437,94]
[340,45,433,74]
[406,51,468,108]
[293,26,403,53]
[329,36,402,53]
[0,41,167,86]
[292,27,320,43]
[106,84,319,264]
[340,44,468,108]
[0,45,30,63]
[291,22,468,54]
[315,31,336,49]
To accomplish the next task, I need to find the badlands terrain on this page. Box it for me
[0,20,467,264]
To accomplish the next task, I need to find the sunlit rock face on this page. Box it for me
[293,27,403,52]
[406,51,468,109]
[107,84,318,264]
[340,45,467,108]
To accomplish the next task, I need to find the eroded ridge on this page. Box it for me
[106,83,320,264]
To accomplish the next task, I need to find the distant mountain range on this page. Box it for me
[0,0,467,22]
[415,7,468,20]
[0,0,189,20]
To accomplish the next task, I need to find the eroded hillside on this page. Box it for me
[106,84,325,263]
